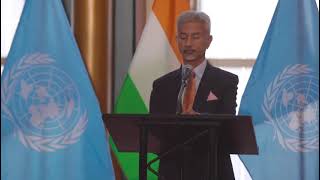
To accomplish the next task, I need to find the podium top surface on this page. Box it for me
[103,113,251,125]
[103,113,258,155]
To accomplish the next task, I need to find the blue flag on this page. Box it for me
[239,0,319,179]
[1,0,115,180]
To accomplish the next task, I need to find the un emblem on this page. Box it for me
[262,64,319,152]
[1,53,88,152]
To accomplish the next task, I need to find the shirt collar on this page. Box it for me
[193,60,207,79]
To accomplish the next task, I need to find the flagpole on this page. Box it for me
[297,0,306,179]
[73,0,122,179]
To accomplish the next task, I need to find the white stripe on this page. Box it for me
[231,155,252,180]
[129,11,180,108]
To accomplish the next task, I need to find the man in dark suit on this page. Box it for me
[149,11,238,180]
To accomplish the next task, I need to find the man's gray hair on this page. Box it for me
[177,11,211,33]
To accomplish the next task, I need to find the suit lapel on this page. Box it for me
[173,66,182,99]
[193,63,219,112]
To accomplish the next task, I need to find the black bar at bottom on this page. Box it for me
[139,126,148,180]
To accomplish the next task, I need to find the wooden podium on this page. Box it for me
[103,114,258,180]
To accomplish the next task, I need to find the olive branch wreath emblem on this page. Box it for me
[262,64,318,152]
[1,53,88,152]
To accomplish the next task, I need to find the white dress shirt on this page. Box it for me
[192,60,207,92]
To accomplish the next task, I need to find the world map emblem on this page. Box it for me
[1,53,88,152]
[262,64,319,152]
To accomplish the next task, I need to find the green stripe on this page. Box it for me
[113,75,159,180]
[115,75,148,114]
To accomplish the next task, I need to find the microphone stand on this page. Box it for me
[176,79,188,114]
[176,64,192,114]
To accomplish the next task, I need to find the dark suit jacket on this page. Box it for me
[150,62,239,180]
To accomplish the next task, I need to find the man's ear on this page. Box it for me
[206,35,213,49]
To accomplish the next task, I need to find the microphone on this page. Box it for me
[176,64,193,114]
[181,64,193,83]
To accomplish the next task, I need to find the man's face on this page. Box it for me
[176,21,212,66]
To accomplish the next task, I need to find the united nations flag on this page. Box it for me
[239,0,319,179]
[1,0,115,180]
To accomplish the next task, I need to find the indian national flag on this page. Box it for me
[113,0,190,179]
